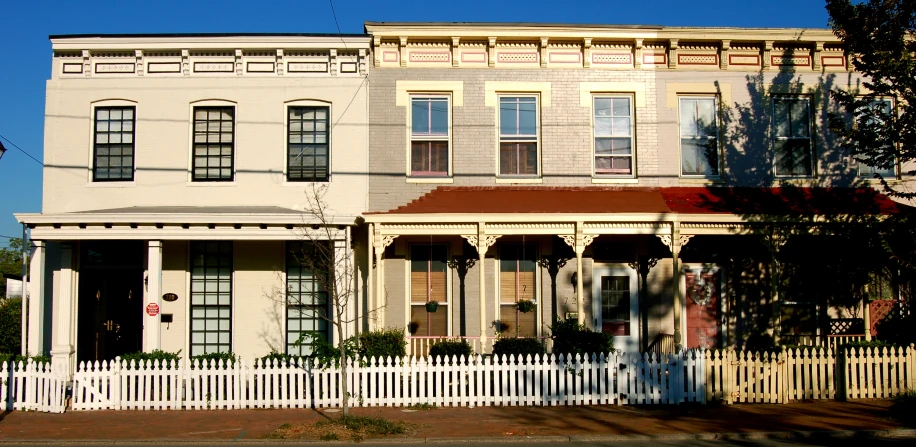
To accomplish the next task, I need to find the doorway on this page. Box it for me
[592,265,639,352]
[683,265,723,349]
[77,241,144,363]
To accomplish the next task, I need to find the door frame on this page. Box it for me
[680,264,727,349]
[592,264,639,352]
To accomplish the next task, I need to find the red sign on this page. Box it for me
[146,303,160,317]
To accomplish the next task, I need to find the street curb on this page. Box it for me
[1,429,915,444]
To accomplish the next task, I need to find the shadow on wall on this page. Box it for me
[690,49,914,349]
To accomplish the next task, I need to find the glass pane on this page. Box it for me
[790,100,810,137]
[518,99,537,136]
[499,98,518,135]
[411,99,430,134]
[594,97,611,117]
[612,97,630,117]
[430,99,448,135]
[611,117,630,136]
[774,100,790,137]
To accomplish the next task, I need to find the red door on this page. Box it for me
[685,269,720,349]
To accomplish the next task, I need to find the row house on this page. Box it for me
[15,34,371,376]
[15,23,912,377]
[361,23,911,355]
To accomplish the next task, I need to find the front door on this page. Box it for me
[592,266,638,352]
[77,241,144,363]
[684,266,722,349]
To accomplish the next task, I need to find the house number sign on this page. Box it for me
[162,293,178,302]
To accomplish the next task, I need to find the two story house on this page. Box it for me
[15,34,371,376]
[361,23,911,355]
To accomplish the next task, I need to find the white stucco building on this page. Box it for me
[15,33,371,376]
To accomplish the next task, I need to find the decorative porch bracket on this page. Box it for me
[561,222,597,325]
[656,226,693,349]
[463,226,501,346]
[369,225,396,330]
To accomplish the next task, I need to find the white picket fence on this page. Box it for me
[71,351,706,411]
[0,360,66,413]
[704,345,916,404]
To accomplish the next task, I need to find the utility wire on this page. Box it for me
[0,234,22,240]
[0,133,43,166]
[328,0,348,50]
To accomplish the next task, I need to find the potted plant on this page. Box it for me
[425,300,439,312]
[515,299,535,313]
[408,321,420,335]
[495,320,511,334]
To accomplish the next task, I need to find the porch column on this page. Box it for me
[144,241,163,352]
[863,288,872,341]
[50,243,76,379]
[658,225,692,350]
[27,241,46,355]
[561,222,596,326]
[371,224,394,330]
[465,224,499,351]
[367,224,375,331]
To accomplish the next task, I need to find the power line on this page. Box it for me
[327,0,347,50]
[0,234,22,240]
[0,133,43,166]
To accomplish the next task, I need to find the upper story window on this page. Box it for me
[593,96,633,177]
[773,97,813,177]
[410,96,450,177]
[679,97,720,177]
[93,107,135,181]
[193,106,234,181]
[499,96,539,177]
[857,98,896,178]
[288,106,330,182]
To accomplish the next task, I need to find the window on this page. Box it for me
[410,96,450,177]
[780,301,818,345]
[679,97,719,177]
[593,96,633,176]
[409,244,448,337]
[499,96,538,176]
[773,97,812,176]
[192,106,234,181]
[93,107,135,181]
[857,99,896,178]
[286,242,330,356]
[598,275,630,336]
[499,243,537,338]
[190,241,232,356]
[288,107,330,182]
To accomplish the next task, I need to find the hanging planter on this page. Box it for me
[425,300,440,313]
[515,299,535,313]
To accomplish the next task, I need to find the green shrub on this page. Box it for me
[492,337,545,359]
[259,351,308,366]
[0,352,49,365]
[428,339,473,360]
[120,349,181,366]
[0,297,22,355]
[191,351,237,366]
[842,340,897,351]
[358,328,406,360]
[549,319,613,357]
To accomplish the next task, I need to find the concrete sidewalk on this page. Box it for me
[0,400,908,442]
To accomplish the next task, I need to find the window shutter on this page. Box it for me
[411,271,429,303]
[430,270,447,303]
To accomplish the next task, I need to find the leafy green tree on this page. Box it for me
[0,238,23,298]
[826,0,916,197]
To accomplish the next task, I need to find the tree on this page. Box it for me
[288,184,379,417]
[826,0,916,198]
[0,238,24,298]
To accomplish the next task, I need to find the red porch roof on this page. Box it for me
[372,186,909,215]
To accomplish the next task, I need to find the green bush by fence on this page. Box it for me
[428,339,473,360]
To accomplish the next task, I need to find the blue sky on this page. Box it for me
[0,0,833,244]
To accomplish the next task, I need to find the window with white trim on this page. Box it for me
[773,97,813,177]
[857,98,896,178]
[192,106,234,181]
[409,244,448,337]
[190,241,232,356]
[593,96,634,176]
[93,107,135,181]
[410,96,450,177]
[288,106,330,182]
[499,96,538,176]
[498,243,538,337]
[679,96,719,177]
[286,241,330,356]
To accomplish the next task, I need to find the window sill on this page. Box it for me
[592,178,638,184]
[87,181,137,188]
[186,181,238,187]
[407,177,454,184]
[495,177,543,184]
[678,177,724,185]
